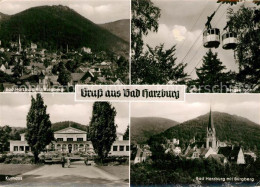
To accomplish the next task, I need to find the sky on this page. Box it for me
[0,0,130,24]
[131,94,260,125]
[143,0,257,79]
[0,93,129,133]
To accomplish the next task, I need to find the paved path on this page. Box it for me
[2,161,128,187]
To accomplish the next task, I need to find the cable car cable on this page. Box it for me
[177,1,209,53]
[180,3,222,64]
[188,4,229,77]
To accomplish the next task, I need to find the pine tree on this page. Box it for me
[88,102,117,162]
[25,94,54,163]
[194,50,235,93]
[138,44,188,84]
[0,126,12,153]
[123,125,129,140]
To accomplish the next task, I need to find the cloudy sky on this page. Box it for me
[0,93,129,133]
[132,94,260,124]
[0,0,130,24]
[143,0,256,79]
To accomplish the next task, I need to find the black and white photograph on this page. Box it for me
[0,93,129,186]
[0,0,130,92]
[130,94,260,186]
[131,0,260,93]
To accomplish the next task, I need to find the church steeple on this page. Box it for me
[208,107,214,131]
[206,106,217,151]
[18,34,22,53]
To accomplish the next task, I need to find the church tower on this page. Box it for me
[206,108,217,151]
[18,34,22,53]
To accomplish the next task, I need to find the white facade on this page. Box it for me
[9,127,129,156]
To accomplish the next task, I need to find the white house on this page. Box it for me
[9,126,129,156]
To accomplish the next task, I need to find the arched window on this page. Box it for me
[62,144,66,151]
[57,144,61,150]
[74,144,78,151]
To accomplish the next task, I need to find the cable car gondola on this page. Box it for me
[222,32,237,50]
[203,28,220,48]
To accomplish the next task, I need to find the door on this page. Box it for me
[68,144,72,153]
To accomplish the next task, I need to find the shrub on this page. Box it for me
[0,154,7,163]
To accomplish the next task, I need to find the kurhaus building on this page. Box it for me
[9,126,129,156]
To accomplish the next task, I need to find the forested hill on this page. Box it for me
[52,121,87,132]
[0,5,129,55]
[149,112,260,153]
[9,121,87,140]
[131,117,179,144]
[99,19,130,43]
[0,12,9,21]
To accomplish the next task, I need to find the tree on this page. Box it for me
[43,59,51,68]
[0,125,12,153]
[21,51,30,66]
[123,125,129,140]
[88,102,117,161]
[57,63,71,86]
[25,94,54,163]
[0,83,4,92]
[227,6,260,92]
[131,0,188,84]
[131,0,160,84]
[193,50,235,93]
[131,0,161,59]
[12,62,24,78]
[137,44,188,84]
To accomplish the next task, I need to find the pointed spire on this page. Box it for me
[208,106,214,130]
[18,34,21,53]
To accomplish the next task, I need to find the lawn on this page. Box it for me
[0,164,42,175]
[97,165,129,182]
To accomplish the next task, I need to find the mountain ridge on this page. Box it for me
[131,117,179,144]
[0,5,129,56]
[99,19,130,42]
[149,112,260,154]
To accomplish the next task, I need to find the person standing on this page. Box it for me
[61,155,65,168]
[67,157,71,168]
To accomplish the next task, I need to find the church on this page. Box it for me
[185,109,246,164]
[9,126,129,156]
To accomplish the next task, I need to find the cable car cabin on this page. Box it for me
[203,28,220,48]
[222,32,237,50]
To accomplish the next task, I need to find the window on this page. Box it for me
[113,146,118,151]
[126,146,129,151]
[194,153,199,158]
[14,146,18,151]
[120,146,124,151]
[77,138,83,141]
[25,146,30,151]
[57,138,63,142]
[19,146,24,151]
[67,138,73,141]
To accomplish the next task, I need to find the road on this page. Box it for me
[1,161,128,187]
